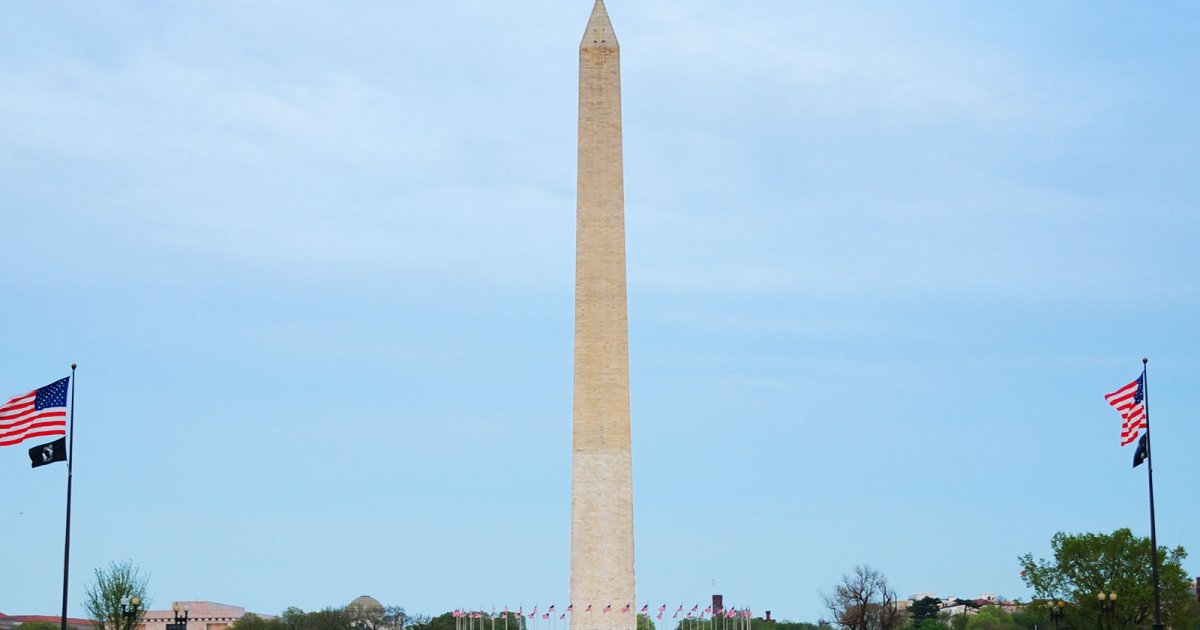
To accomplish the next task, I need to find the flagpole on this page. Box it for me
[60,364,78,630]
[1142,357,1164,630]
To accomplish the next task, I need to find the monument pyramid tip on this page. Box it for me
[581,0,618,49]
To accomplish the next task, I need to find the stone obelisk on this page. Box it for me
[570,2,635,630]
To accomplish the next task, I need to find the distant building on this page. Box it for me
[137,601,260,630]
[899,593,1018,618]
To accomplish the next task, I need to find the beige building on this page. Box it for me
[138,601,254,630]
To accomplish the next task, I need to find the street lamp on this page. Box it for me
[109,596,142,630]
[168,603,190,630]
[1097,592,1117,630]
[1048,600,1067,630]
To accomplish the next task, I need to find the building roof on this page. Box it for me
[348,596,383,612]
[1,616,97,626]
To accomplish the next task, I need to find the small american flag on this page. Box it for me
[1,377,69,447]
[567,605,574,613]
[1105,373,1147,446]
[621,605,630,613]
[603,605,611,614]
[585,605,592,613]
[639,605,647,614]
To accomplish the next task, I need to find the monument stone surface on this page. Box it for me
[570,2,636,630]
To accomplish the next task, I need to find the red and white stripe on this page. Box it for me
[0,389,67,447]
[1104,379,1146,446]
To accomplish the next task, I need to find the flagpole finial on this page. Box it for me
[1143,357,1149,364]
[71,363,77,370]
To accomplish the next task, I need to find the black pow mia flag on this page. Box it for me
[1132,434,1149,469]
[29,437,67,468]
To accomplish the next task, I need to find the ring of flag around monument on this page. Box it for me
[1,377,69,447]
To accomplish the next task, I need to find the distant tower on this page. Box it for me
[570,2,635,630]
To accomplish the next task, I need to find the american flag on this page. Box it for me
[567,606,574,613]
[602,605,611,614]
[585,605,592,613]
[1,377,69,447]
[1105,373,1147,446]
[639,605,647,614]
[621,605,630,613]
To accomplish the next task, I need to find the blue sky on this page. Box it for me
[1,0,1197,623]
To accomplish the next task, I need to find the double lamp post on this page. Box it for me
[1048,592,1118,630]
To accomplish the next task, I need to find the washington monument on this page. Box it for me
[570,2,636,630]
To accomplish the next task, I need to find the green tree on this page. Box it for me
[411,612,525,630]
[410,612,455,630]
[963,607,1013,630]
[637,614,655,630]
[1019,528,1195,630]
[916,620,944,630]
[229,614,284,630]
[1006,607,1046,630]
[907,599,941,627]
[84,560,150,630]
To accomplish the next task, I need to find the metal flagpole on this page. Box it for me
[1142,357,1164,630]
[60,363,77,630]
